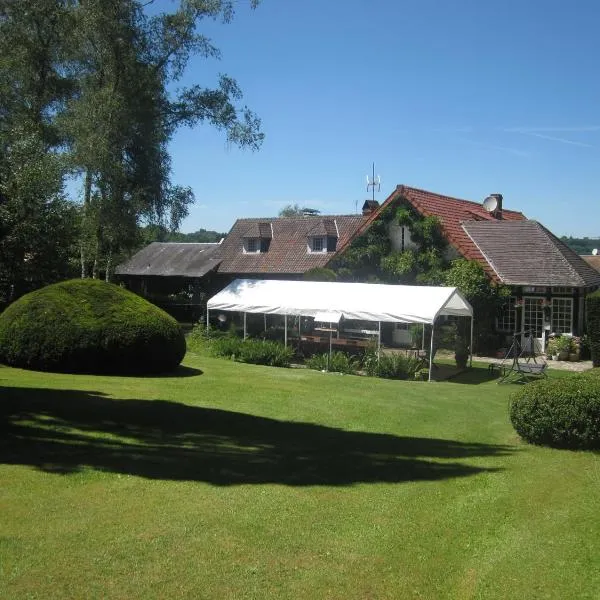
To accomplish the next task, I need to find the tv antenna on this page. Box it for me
[366,162,381,202]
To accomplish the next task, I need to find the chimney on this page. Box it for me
[362,200,379,216]
[490,194,503,219]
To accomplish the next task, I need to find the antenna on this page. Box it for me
[366,162,381,203]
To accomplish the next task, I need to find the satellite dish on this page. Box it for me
[593,248,598,256]
[482,195,498,213]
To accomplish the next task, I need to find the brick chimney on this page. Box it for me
[489,194,503,219]
[362,200,379,216]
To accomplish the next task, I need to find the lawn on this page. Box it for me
[1,354,599,599]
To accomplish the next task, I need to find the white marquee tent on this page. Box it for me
[206,279,474,381]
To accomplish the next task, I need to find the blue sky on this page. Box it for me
[167,0,600,237]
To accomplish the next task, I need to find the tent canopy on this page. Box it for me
[207,279,473,324]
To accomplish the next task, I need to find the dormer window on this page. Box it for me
[307,219,338,253]
[242,222,272,254]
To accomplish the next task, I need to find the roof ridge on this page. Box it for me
[533,221,592,286]
[398,184,526,217]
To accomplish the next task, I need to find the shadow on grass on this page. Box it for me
[0,385,513,486]
[137,365,204,378]
[447,365,501,385]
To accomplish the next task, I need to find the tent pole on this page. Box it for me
[284,315,288,347]
[329,328,332,371]
[469,315,474,368]
[422,324,425,350]
[428,321,435,382]
[243,312,247,340]
[206,308,209,332]
[378,322,381,359]
[264,313,267,332]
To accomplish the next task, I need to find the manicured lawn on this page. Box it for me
[1,354,599,599]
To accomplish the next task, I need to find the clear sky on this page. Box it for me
[167,0,600,237]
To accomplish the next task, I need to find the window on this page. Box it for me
[311,237,325,252]
[523,297,544,338]
[244,238,260,253]
[551,297,573,334]
[497,297,516,332]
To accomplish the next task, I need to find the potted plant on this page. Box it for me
[554,335,572,360]
[454,337,469,369]
[569,336,580,362]
[546,338,559,360]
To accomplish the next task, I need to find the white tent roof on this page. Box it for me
[207,279,472,324]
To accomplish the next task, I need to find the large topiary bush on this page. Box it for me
[586,289,600,367]
[0,279,186,374]
[509,375,600,449]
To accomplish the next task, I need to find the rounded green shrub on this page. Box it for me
[509,375,600,449]
[0,279,186,374]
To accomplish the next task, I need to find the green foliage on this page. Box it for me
[586,290,600,367]
[279,204,320,216]
[560,236,600,255]
[1,0,263,283]
[0,279,185,374]
[210,337,293,367]
[445,258,510,354]
[305,351,359,374]
[363,350,421,380]
[510,375,600,449]
[0,129,80,305]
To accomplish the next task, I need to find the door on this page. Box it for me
[522,297,544,354]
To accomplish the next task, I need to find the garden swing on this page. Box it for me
[497,330,547,384]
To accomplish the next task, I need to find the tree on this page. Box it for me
[0,1,79,304]
[444,258,510,354]
[1,0,264,291]
[279,204,320,217]
[62,0,264,279]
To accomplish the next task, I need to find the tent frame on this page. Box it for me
[206,279,474,382]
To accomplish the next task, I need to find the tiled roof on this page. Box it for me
[217,215,367,274]
[115,242,221,277]
[582,255,600,273]
[243,222,273,238]
[462,221,600,287]
[338,185,527,282]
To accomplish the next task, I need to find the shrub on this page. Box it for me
[509,375,600,449]
[0,279,185,374]
[305,351,359,374]
[210,336,293,367]
[586,290,600,367]
[363,349,421,380]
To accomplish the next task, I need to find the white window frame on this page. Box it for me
[551,297,573,334]
[308,236,326,253]
[244,238,261,253]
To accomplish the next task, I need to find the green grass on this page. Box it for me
[1,355,599,599]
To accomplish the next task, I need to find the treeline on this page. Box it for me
[141,226,226,244]
[0,0,262,307]
[561,237,600,255]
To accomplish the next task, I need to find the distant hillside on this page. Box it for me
[561,236,600,255]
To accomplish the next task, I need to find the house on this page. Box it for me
[355,185,600,346]
[582,254,600,273]
[115,241,222,321]
[214,212,368,280]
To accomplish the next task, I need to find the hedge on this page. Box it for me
[509,374,600,449]
[0,279,186,374]
[586,290,600,367]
